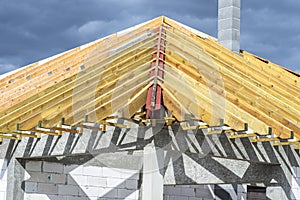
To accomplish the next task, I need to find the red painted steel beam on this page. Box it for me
[146,27,166,119]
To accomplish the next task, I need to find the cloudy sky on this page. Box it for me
[0,0,299,75]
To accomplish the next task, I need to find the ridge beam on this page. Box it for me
[146,26,166,120]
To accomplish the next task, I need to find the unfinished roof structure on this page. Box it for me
[1,16,300,147]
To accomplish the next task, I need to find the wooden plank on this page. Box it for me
[164,49,296,138]
[164,60,293,138]
[162,79,264,134]
[273,141,300,146]
[190,33,300,113]
[241,51,300,88]
[229,133,257,139]
[162,63,287,136]
[252,137,279,143]
[0,61,151,132]
[165,29,300,116]
[0,39,155,120]
[0,43,154,133]
[51,127,79,134]
[162,87,190,121]
[0,25,157,111]
[0,16,162,91]
[0,32,157,113]
[17,71,152,131]
[163,31,298,138]
[117,83,152,119]
[0,133,21,140]
[166,27,299,116]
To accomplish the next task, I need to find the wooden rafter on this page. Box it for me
[1,16,300,146]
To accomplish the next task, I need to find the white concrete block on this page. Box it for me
[188,197,202,200]
[0,192,6,200]
[87,176,107,187]
[47,195,67,200]
[26,171,67,184]
[125,190,139,200]
[103,167,121,178]
[37,183,58,195]
[164,186,181,196]
[120,170,140,180]
[68,174,87,186]
[0,168,7,181]
[296,178,300,185]
[296,167,300,178]
[79,186,103,197]
[291,188,300,199]
[0,180,7,192]
[181,187,195,197]
[24,182,38,193]
[58,184,79,196]
[64,165,82,174]
[118,188,135,198]
[32,172,67,184]
[125,179,138,190]
[26,161,42,172]
[51,174,67,184]
[43,162,64,174]
[66,196,89,200]
[195,187,214,199]
[83,166,102,177]
[102,188,118,198]
[107,177,125,188]
[24,193,50,200]
[171,196,188,200]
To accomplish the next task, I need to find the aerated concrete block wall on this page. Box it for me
[0,124,300,199]
[163,184,247,200]
[291,167,300,200]
[23,160,139,200]
[0,159,7,200]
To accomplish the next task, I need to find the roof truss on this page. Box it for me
[1,16,300,148]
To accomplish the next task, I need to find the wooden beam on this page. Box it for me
[161,67,271,134]
[13,131,41,139]
[181,123,208,130]
[167,29,299,137]
[252,137,279,143]
[0,17,162,98]
[0,133,21,140]
[229,133,257,139]
[241,51,300,88]
[1,48,154,133]
[273,141,300,146]
[1,35,154,115]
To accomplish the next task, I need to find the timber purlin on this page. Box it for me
[1,16,300,148]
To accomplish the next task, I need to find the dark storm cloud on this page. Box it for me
[241,0,300,71]
[0,0,299,74]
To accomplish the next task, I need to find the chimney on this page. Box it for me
[218,0,240,53]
